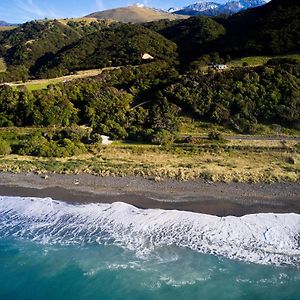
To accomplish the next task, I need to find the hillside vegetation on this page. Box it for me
[215,0,300,56]
[0,19,110,81]
[35,24,178,78]
[0,0,298,81]
[147,0,300,63]
[0,60,299,139]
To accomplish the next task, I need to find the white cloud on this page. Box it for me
[16,0,60,19]
[95,0,104,10]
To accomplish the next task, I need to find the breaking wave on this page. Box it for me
[0,196,299,266]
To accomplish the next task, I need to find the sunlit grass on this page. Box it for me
[0,26,16,32]
[0,140,298,183]
[228,54,300,67]
[0,58,6,73]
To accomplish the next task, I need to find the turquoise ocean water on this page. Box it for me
[0,196,300,300]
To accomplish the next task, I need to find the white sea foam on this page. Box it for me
[0,196,299,266]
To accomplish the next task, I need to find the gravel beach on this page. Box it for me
[0,172,299,216]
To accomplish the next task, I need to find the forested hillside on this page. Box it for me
[0,19,110,81]
[0,60,298,146]
[35,24,178,78]
[0,0,298,80]
[147,0,300,63]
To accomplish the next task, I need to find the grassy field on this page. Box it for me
[0,58,6,73]
[4,67,118,91]
[58,17,99,25]
[228,54,300,67]
[0,143,298,183]
[24,80,62,92]
[0,127,299,183]
[0,26,16,32]
[179,117,300,137]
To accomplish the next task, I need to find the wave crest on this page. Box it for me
[0,196,299,266]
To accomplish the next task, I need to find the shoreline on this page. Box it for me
[0,172,299,216]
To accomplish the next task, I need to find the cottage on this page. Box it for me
[209,64,228,70]
[101,135,112,145]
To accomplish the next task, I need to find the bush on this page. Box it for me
[0,139,11,155]
[90,133,103,144]
[16,132,87,157]
[184,135,202,144]
[151,130,175,146]
[61,139,87,156]
[208,131,224,142]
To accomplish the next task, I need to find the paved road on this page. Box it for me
[224,135,300,142]
[183,135,300,142]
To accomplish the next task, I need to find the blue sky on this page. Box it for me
[0,0,228,23]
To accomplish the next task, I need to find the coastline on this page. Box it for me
[0,172,299,217]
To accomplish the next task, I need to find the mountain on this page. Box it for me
[175,2,220,16]
[174,0,269,16]
[0,21,16,26]
[167,8,183,13]
[86,5,188,23]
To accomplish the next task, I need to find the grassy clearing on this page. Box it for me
[6,67,115,91]
[0,127,298,183]
[24,80,62,91]
[179,117,300,137]
[0,26,16,32]
[228,54,300,67]
[58,17,99,25]
[0,58,6,73]
[0,141,299,183]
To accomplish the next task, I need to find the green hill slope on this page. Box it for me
[147,0,299,63]
[0,19,109,79]
[216,0,300,56]
[146,16,226,63]
[36,24,178,78]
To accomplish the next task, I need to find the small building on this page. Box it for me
[209,64,228,70]
[101,135,112,145]
[142,53,154,60]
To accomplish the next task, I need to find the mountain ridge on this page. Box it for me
[174,0,269,16]
[86,5,188,24]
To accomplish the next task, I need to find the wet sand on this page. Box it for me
[0,172,299,217]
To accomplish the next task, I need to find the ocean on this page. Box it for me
[0,196,300,300]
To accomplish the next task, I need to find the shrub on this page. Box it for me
[208,131,224,142]
[90,133,103,144]
[0,139,11,155]
[151,130,175,146]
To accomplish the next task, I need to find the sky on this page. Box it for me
[0,0,229,23]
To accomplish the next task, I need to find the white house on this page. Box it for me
[209,64,228,70]
[101,135,112,145]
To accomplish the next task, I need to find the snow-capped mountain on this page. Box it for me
[167,7,183,13]
[173,0,269,16]
[184,1,220,12]
[0,20,13,26]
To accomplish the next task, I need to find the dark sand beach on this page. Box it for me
[0,172,299,216]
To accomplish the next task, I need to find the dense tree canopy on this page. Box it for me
[0,60,299,140]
